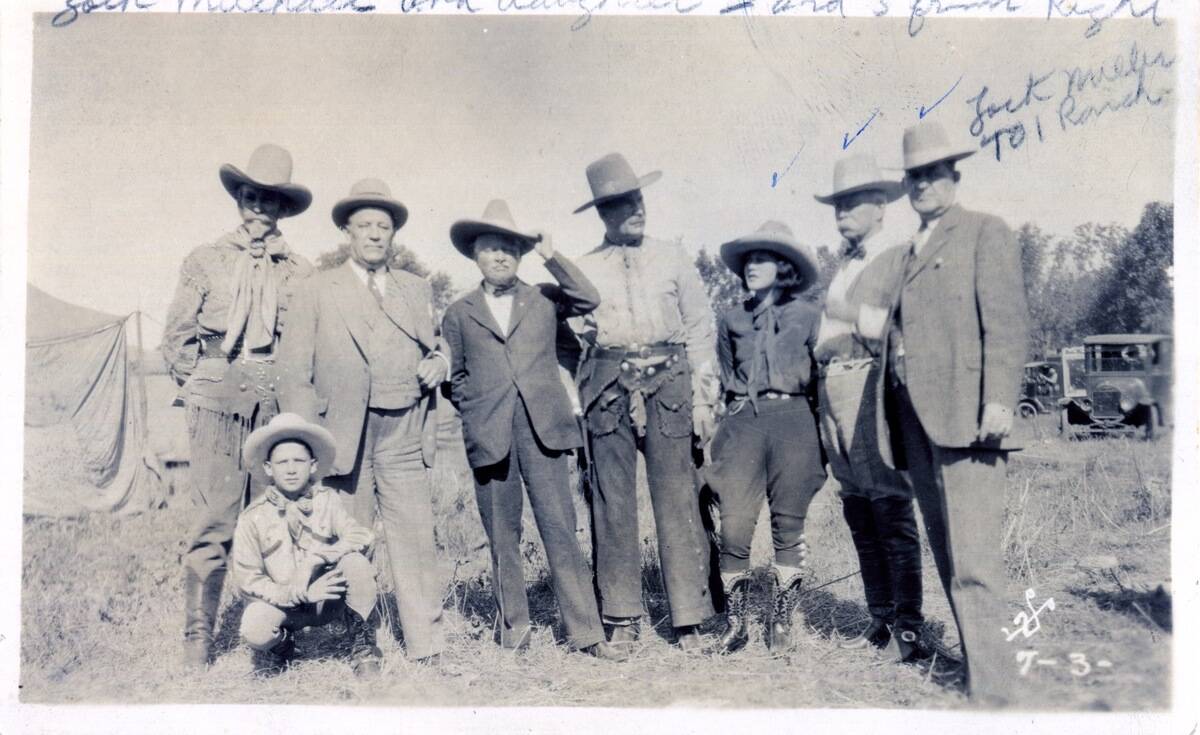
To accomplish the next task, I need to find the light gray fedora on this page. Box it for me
[813,154,904,205]
[901,120,976,171]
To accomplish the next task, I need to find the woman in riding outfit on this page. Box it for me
[706,221,826,654]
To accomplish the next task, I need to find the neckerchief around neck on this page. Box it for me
[267,485,316,544]
[221,225,288,354]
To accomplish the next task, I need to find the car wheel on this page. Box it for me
[1142,405,1160,441]
[1019,403,1038,419]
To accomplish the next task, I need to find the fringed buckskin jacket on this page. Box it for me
[161,232,312,464]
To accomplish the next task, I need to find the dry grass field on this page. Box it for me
[20,402,1171,710]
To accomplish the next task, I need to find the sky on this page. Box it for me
[24,13,1177,346]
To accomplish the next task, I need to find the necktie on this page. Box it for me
[367,268,384,305]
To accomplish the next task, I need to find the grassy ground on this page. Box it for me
[20,412,1171,709]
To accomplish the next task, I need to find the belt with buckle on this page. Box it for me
[592,343,684,362]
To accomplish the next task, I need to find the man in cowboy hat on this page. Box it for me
[232,413,382,677]
[812,153,927,662]
[441,200,624,661]
[162,142,313,669]
[885,121,1029,704]
[276,178,450,664]
[569,153,720,651]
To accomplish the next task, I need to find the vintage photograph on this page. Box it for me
[10,5,1182,717]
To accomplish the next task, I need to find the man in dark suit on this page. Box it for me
[886,121,1030,705]
[276,178,448,663]
[442,200,625,661]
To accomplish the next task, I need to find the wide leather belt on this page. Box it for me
[592,343,684,362]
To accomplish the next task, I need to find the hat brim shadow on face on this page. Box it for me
[572,171,662,214]
[813,181,906,206]
[719,237,820,293]
[219,165,313,218]
[331,196,409,230]
[450,221,538,259]
[902,147,976,174]
[243,420,338,486]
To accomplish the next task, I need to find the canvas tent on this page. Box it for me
[24,284,166,516]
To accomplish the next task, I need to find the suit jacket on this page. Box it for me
[275,261,445,475]
[442,255,600,469]
[887,204,1030,451]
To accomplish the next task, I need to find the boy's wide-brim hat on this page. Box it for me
[720,221,819,290]
[572,152,662,214]
[243,413,338,483]
[219,143,312,217]
[813,154,905,205]
[449,199,540,258]
[331,178,409,229]
[902,120,977,171]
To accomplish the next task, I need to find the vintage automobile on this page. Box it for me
[1059,334,1172,439]
[1018,346,1085,418]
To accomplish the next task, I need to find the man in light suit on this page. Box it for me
[276,178,449,663]
[884,121,1029,705]
[441,200,625,661]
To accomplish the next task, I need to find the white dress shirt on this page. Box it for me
[347,258,388,296]
[482,289,515,334]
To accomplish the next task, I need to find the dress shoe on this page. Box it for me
[582,641,629,662]
[839,617,892,650]
[675,626,703,652]
[895,627,932,663]
[607,622,641,647]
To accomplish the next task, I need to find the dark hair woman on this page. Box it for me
[707,221,827,655]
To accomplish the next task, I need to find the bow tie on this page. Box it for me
[485,281,518,297]
[843,243,866,261]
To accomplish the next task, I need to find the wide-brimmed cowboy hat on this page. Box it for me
[331,178,409,229]
[449,199,540,258]
[572,152,662,214]
[219,143,312,217]
[901,121,976,171]
[243,413,337,484]
[720,221,819,289]
[814,154,904,205]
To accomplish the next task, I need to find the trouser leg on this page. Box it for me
[370,407,445,659]
[514,399,605,650]
[642,375,715,628]
[587,391,644,620]
[872,494,924,630]
[705,414,767,574]
[336,552,378,620]
[762,403,826,567]
[936,447,1015,702]
[473,451,532,648]
[841,492,896,621]
[240,601,290,651]
[897,387,1013,700]
[183,441,248,580]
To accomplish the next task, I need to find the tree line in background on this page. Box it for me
[313,201,1173,363]
[694,201,1174,360]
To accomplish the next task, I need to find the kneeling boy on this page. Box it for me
[231,413,383,676]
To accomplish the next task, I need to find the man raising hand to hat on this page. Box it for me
[441,201,624,661]
[570,153,720,651]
